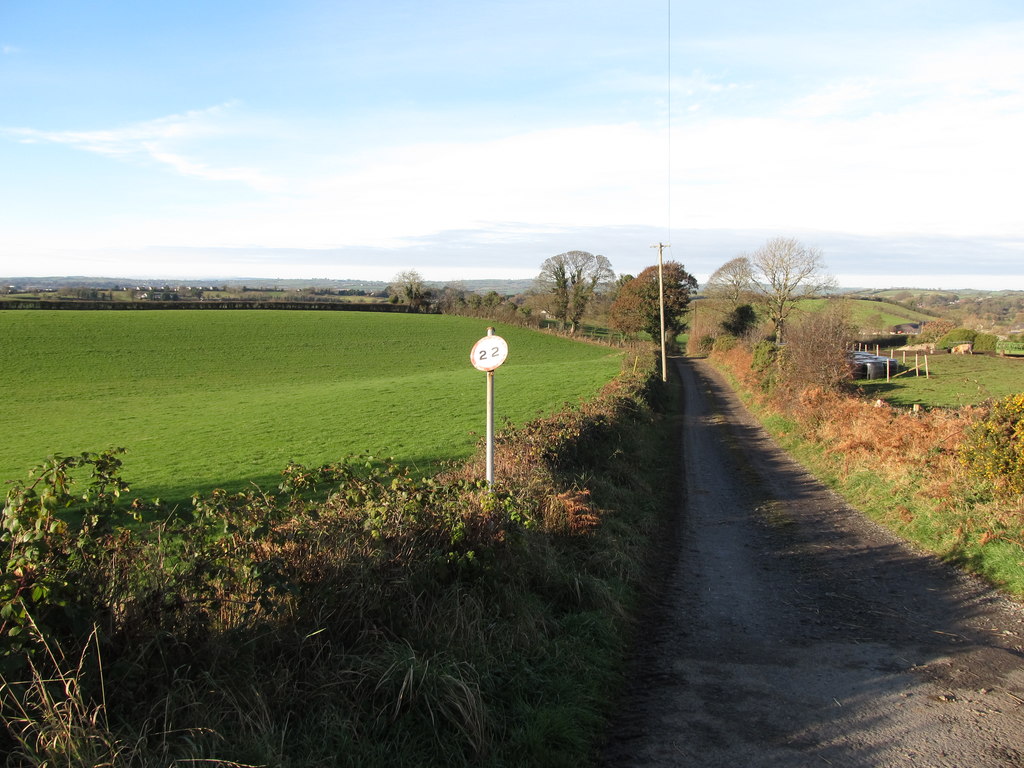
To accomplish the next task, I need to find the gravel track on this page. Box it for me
[600,357,1024,767]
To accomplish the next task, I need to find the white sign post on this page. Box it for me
[470,327,509,488]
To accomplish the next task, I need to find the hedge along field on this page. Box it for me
[1,311,623,503]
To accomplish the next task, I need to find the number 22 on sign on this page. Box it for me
[470,333,509,371]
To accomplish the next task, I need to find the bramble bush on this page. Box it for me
[711,334,738,354]
[0,449,135,671]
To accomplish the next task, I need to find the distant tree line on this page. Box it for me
[0,299,414,312]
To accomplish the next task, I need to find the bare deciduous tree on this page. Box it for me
[748,237,835,343]
[535,250,614,333]
[704,256,755,307]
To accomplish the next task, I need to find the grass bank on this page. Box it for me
[1,347,676,767]
[706,346,1024,596]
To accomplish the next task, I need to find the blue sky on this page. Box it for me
[2,0,1022,288]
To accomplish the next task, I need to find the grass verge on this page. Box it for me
[705,348,1024,597]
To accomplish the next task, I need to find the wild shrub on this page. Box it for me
[751,340,777,374]
[959,393,1024,499]
[721,304,757,338]
[0,449,135,672]
[695,335,716,355]
[973,333,999,353]
[938,327,978,348]
[777,303,855,395]
[745,340,779,393]
[711,334,738,353]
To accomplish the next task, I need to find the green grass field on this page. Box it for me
[856,351,1024,407]
[1,311,623,503]
[797,297,940,330]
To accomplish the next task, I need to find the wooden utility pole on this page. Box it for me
[651,242,670,382]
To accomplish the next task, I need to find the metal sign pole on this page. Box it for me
[470,326,509,491]
[486,367,495,488]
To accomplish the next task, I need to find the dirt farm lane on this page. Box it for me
[600,357,1024,767]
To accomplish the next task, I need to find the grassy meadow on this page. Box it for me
[855,350,1024,407]
[797,297,940,330]
[1,310,623,503]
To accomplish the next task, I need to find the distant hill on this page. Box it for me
[451,279,536,294]
[848,288,1024,334]
[2,276,536,295]
[844,298,942,332]
[799,297,943,333]
[5,279,1020,332]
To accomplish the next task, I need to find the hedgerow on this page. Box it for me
[973,332,999,353]
[1,349,667,766]
[937,327,977,348]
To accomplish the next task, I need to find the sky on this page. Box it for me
[1,0,1023,290]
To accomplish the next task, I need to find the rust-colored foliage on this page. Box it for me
[543,489,601,534]
[708,344,984,508]
[791,386,969,488]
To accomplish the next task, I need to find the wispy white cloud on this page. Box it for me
[789,79,884,119]
[141,145,278,190]
[1,119,668,253]
[673,20,1024,240]
[6,102,280,191]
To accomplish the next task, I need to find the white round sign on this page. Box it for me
[470,335,509,371]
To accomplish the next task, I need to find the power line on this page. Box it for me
[666,0,673,245]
